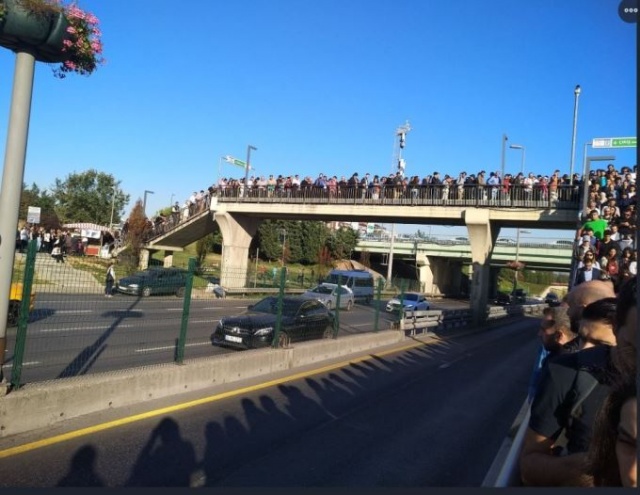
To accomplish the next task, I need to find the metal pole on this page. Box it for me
[0,51,36,380]
[513,228,521,292]
[500,134,508,178]
[245,145,256,190]
[521,148,526,175]
[569,85,581,179]
[143,190,154,217]
[386,224,395,287]
[109,186,117,229]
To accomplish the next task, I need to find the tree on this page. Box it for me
[20,182,60,230]
[327,227,359,260]
[125,200,151,266]
[51,169,129,225]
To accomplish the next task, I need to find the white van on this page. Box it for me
[325,269,375,304]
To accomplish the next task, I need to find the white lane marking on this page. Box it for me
[52,310,94,314]
[135,341,212,353]
[189,319,220,324]
[166,307,247,311]
[40,324,136,333]
[2,361,40,369]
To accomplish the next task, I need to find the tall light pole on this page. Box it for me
[569,84,581,179]
[513,229,531,292]
[143,190,154,217]
[280,228,287,267]
[109,186,117,230]
[509,144,526,174]
[245,145,257,190]
[387,121,411,288]
[500,134,508,179]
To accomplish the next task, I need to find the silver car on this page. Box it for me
[302,283,355,311]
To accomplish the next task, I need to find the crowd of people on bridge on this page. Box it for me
[147,164,636,239]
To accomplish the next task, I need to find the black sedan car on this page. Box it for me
[544,292,561,306]
[211,296,334,349]
[116,267,187,297]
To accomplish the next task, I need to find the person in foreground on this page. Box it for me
[518,281,620,486]
[584,276,637,487]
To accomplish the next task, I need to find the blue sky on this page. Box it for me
[0,0,636,239]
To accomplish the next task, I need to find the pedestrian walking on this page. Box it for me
[105,262,116,297]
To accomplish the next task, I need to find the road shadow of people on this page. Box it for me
[56,445,105,487]
[126,417,196,486]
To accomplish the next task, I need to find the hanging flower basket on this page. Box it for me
[0,0,104,76]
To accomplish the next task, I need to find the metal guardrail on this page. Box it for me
[395,304,546,335]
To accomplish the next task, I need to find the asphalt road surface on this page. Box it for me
[2,293,472,384]
[0,316,540,487]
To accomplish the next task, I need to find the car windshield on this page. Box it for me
[404,293,419,301]
[250,297,301,317]
[310,285,333,295]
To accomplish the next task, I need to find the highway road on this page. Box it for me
[0,316,540,487]
[2,293,472,384]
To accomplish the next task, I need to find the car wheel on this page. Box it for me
[7,300,20,326]
[141,286,152,297]
[345,299,353,311]
[277,332,290,349]
[176,287,185,297]
[323,327,335,339]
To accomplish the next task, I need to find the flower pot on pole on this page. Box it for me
[0,0,70,62]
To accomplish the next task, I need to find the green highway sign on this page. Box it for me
[223,155,247,168]
[592,137,637,148]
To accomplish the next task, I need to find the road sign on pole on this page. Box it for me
[592,137,636,149]
[223,155,247,168]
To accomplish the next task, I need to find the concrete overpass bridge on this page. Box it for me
[354,236,573,297]
[143,186,580,323]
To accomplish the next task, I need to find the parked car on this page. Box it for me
[301,283,354,311]
[544,292,561,306]
[496,238,517,245]
[494,291,512,305]
[116,267,187,297]
[512,288,527,304]
[7,282,35,326]
[386,292,430,313]
[211,296,334,349]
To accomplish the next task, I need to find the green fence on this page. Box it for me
[3,241,404,388]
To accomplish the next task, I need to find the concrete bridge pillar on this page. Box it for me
[464,209,495,325]
[163,251,174,268]
[215,212,259,288]
[416,253,434,294]
[139,249,150,270]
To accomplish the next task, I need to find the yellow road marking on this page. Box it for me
[0,338,431,459]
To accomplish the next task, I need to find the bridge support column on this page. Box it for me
[464,209,494,325]
[416,253,434,294]
[215,212,259,289]
[164,251,174,268]
[139,249,150,270]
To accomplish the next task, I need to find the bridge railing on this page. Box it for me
[212,183,581,209]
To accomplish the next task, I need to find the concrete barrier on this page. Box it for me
[0,330,403,438]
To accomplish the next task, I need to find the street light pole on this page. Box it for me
[109,186,117,229]
[245,145,257,192]
[513,229,531,292]
[569,85,581,180]
[387,121,411,288]
[143,190,154,217]
[280,228,287,266]
[500,134,508,178]
[509,144,526,174]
